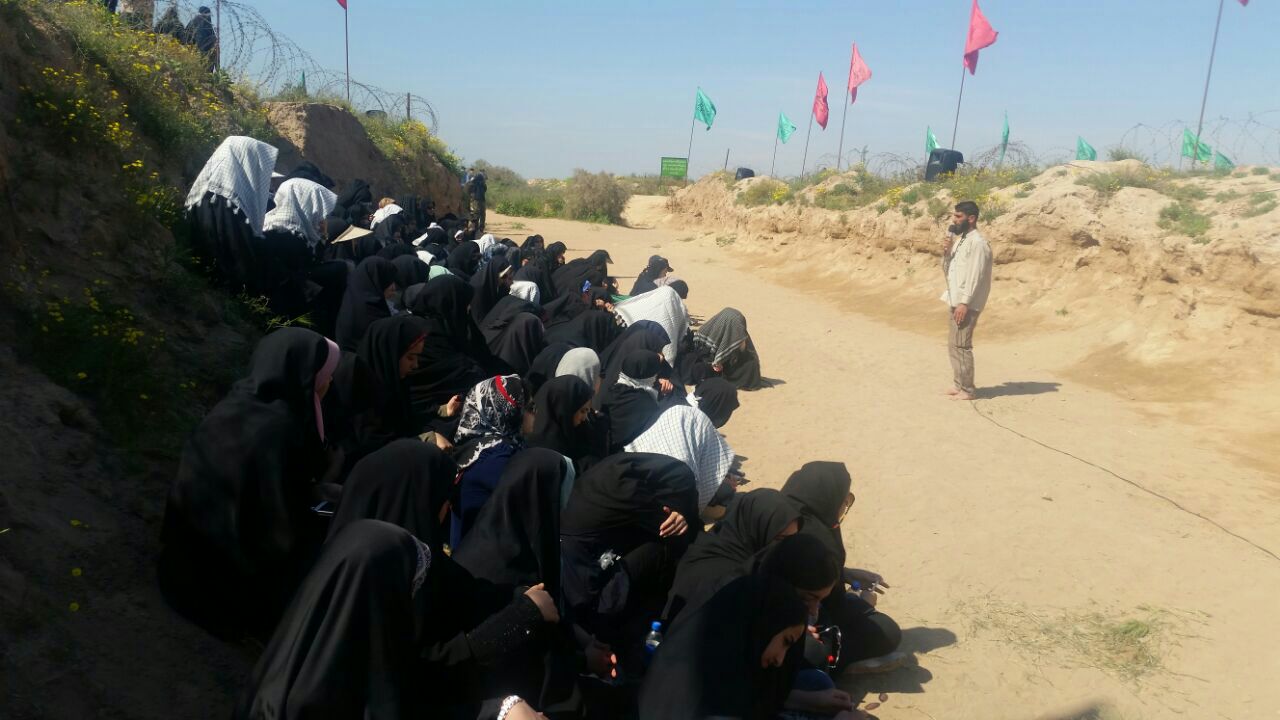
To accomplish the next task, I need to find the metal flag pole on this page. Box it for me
[799,111,815,178]
[836,88,851,171]
[215,0,221,72]
[723,147,730,171]
[950,66,967,149]
[685,114,696,181]
[344,5,351,103]
[1192,0,1227,169]
[771,132,780,177]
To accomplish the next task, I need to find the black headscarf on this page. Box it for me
[336,256,396,352]
[445,241,481,281]
[321,351,377,445]
[403,278,492,413]
[391,255,430,308]
[665,488,802,621]
[629,255,670,296]
[526,376,593,461]
[233,520,431,720]
[357,315,429,437]
[489,313,545,376]
[335,178,373,222]
[479,294,539,348]
[525,342,574,395]
[552,249,612,298]
[693,377,739,428]
[159,327,334,635]
[638,574,806,720]
[452,448,569,598]
[513,263,553,306]
[374,213,407,247]
[595,320,669,410]
[284,160,334,189]
[377,242,416,260]
[780,461,853,565]
[667,279,689,300]
[469,255,511,325]
[543,308,620,354]
[327,440,456,552]
[521,235,545,252]
[754,532,842,595]
[600,350,661,450]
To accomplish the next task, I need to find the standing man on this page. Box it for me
[940,200,992,401]
[467,169,488,234]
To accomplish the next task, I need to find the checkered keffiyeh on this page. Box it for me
[184,136,279,237]
[693,307,749,366]
[614,286,689,365]
[625,405,734,511]
[263,178,338,248]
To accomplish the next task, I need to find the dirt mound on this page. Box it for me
[267,101,467,215]
[667,162,1280,376]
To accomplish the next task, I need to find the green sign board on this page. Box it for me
[660,156,689,178]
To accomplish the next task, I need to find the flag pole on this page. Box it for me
[723,147,730,171]
[950,66,966,149]
[800,112,815,178]
[836,88,851,171]
[771,132,780,177]
[1192,0,1226,169]
[344,5,351,103]
[685,115,696,181]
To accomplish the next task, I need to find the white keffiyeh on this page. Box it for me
[625,405,733,511]
[184,136,279,237]
[613,286,688,365]
[371,203,403,227]
[263,178,337,248]
[509,280,541,305]
[475,233,498,259]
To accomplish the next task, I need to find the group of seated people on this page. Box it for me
[161,136,904,720]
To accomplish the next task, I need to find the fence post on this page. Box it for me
[406,93,411,121]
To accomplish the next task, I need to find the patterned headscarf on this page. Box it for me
[453,374,527,469]
[184,136,279,237]
[693,307,750,366]
[625,405,735,511]
[264,178,338,248]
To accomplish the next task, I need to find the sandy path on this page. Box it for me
[485,202,1280,720]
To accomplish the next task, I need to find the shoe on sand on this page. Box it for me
[843,651,912,675]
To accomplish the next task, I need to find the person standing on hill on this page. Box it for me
[183,6,219,71]
[467,169,488,234]
[941,200,992,401]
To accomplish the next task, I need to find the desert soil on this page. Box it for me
[486,198,1280,720]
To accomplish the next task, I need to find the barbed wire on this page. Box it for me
[90,0,440,130]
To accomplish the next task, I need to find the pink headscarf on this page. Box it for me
[314,338,341,441]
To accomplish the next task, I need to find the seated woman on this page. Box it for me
[480,292,541,351]
[613,285,689,368]
[600,350,663,453]
[595,320,672,411]
[470,253,513,324]
[402,277,499,432]
[260,177,347,338]
[390,255,430,312]
[335,256,397,352]
[543,307,621,354]
[349,316,434,461]
[525,343,574,395]
[159,327,339,638]
[782,462,904,672]
[445,239,482,281]
[184,135,278,294]
[450,375,528,549]
[552,249,612,298]
[555,347,602,395]
[638,574,809,720]
[525,376,597,470]
[489,313,546,376]
[629,255,673,296]
[689,307,766,390]
[560,453,699,681]
[663,488,802,623]
[688,376,740,429]
[624,404,736,515]
[233,520,552,720]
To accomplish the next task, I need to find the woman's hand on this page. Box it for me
[432,433,453,452]
[658,506,688,537]
[657,378,674,395]
[584,639,618,681]
[524,583,559,623]
[845,568,889,593]
[503,699,547,720]
[444,394,463,417]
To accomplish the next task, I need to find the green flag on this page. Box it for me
[998,111,1010,165]
[777,111,797,144]
[1076,136,1097,161]
[300,71,306,94]
[925,126,939,156]
[1181,129,1212,163]
[693,87,716,130]
[1214,151,1235,171]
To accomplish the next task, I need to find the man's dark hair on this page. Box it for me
[955,200,980,220]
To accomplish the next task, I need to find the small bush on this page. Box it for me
[927,197,951,219]
[619,174,687,195]
[1243,192,1277,218]
[1167,184,1208,203]
[564,170,631,224]
[362,115,464,180]
[1214,190,1241,203]
[1250,167,1270,176]
[1107,147,1148,163]
[1076,169,1163,198]
[1158,202,1211,238]
[736,179,791,207]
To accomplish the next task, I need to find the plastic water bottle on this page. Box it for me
[643,621,663,664]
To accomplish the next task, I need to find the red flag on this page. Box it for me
[847,43,872,103]
[813,73,830,129]
[1238,0,1248,5]
[337,0,347,8]
[963,0,998,75]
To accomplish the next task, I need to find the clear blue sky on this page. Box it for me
[249,0,1278,178]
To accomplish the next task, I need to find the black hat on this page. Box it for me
[648,255,674,273]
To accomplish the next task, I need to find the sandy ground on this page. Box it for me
[485,200,1280,720]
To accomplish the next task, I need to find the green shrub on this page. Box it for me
[927,197,951,219]
[1158,202,1211,238]
[1250,167,1270,176]
[362,115,464,180]
[1243,192,1277,218]
[736,179,791,207]
[1076,169,1163,197]
[1106,147,1148,163]
[1167,184,1208,203]
[1214,190,1241,203]
[619,174,687,195]
[564,170,630,224]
